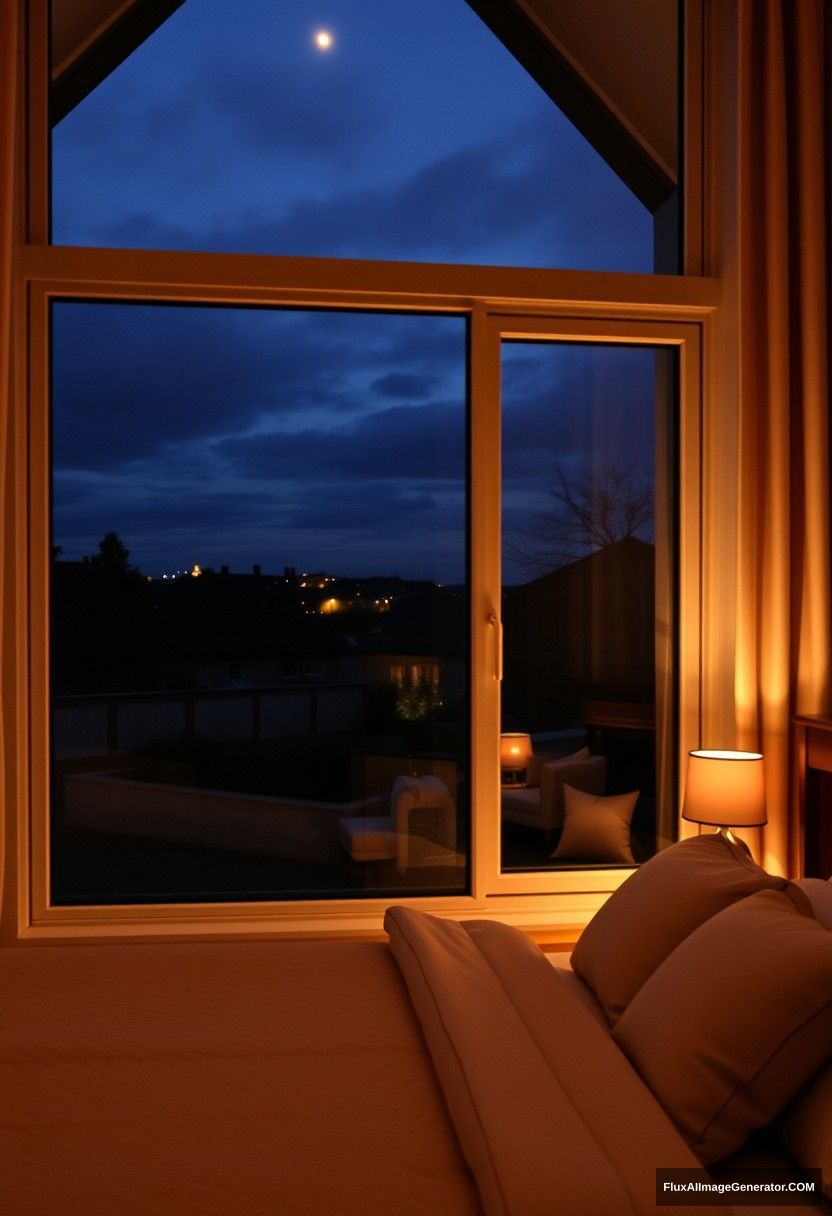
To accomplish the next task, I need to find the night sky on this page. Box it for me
[51,0,655,583]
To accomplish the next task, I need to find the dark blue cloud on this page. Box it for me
[501,344,655,477]
[282,484,438,532]
[53,474,465,580]
[76,120,650,271]
[370,372,438,400]
[218,398,465,482]
[52,304,465,472]
[202,56,384,165]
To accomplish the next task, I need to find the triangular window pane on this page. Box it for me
[51,0,661,271]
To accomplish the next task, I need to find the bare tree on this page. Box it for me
[508,462,654,577]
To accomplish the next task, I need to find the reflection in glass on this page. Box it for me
[50,302,469,903]
[500,341,674,871]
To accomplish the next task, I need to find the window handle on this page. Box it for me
[488,612,503,681]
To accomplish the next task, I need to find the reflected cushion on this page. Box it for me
[612,887,832,1164]
[551,786,637,865]
[571,833,788,1026]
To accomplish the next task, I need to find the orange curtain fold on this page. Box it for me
[0,0,22,926]
[733,0,831,874]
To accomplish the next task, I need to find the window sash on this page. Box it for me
[15,261,711,937]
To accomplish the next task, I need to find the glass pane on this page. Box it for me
[50,302,468,903]
[50,0,659,272]
[500,341,675,871]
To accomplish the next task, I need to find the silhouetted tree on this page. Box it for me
[90,530,138,576]
[509,462,654,576]
[54,532,150,693]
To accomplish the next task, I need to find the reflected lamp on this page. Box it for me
[682,750,767,844]
[500,732,532,787]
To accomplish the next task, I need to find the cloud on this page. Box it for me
[218,398,465,482]
[159,120,651,270]
[59,106,651,273]
[52,305,464,473]
[500,344,656,478]
[281,483,438,532]
[53,469,466,579]
[51,308,468,577]
[203,56,384,167]
[370,372,438,400]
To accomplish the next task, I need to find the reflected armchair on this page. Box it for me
[501,748,607,847]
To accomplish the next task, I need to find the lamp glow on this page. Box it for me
[682,749,767,841]
[313,29,334,50]
[500,732,532,787]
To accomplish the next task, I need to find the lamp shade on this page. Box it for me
[682,750,767,828]
[500,732,532,769]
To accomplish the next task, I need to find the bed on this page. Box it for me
[3,836,831,1216]
[1,920,721,1216]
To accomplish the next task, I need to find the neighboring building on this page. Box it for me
[502,538,654,730]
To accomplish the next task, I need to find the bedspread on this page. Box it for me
[0,938,481,1216]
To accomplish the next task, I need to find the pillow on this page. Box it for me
[526,746,589,789]
[551,785,637,865]
[612,887,832,1164]
[571,833,789,1025]
[780,1061,832,1199]
[794,878,832,930]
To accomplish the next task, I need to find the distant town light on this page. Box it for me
[313,28,334,50]
[190,564,202,578]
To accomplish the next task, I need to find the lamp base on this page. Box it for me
[712,825,752,857]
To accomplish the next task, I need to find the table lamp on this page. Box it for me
[500,732,532,787]
[681,749,767,843]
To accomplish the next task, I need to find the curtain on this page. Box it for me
[0,0,21,926]
[733,0,831,874]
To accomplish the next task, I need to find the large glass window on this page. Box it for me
[50,0,660,271]
[50,302,469,903]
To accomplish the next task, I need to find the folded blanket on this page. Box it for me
[385,907,721,1216]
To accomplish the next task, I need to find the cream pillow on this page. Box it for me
[551,785,637,865]
[612,888,832,1164]
[794,878,832,929]
[571,834,788,1026]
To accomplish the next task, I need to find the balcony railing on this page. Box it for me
[53,682,366,754]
